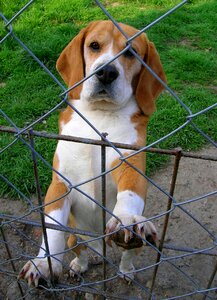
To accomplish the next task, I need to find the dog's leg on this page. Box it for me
[67,215,88,277]
[106,153,157,280]
[19,180,70,286]
[119,248,137,281]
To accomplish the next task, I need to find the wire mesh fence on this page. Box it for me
[0,0,217,299]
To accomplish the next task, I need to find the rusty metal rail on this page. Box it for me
[1,125,217,161]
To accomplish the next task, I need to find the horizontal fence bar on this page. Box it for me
[1,214,216,257]
[0,213,99,238]
[1,125,217,161]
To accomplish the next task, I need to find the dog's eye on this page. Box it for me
[124,48,137,58]
[89,41,100,51]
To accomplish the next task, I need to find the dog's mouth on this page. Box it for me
[94,88,114,102]
[86,84,121,108]
[98,89,109,96]
[98,89,108,95]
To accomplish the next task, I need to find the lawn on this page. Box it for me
[0,0,216,198]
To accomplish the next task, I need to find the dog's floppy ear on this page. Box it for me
[135,41,167,116]
[56,23,96,99]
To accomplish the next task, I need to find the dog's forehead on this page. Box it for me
[85,21,148,52]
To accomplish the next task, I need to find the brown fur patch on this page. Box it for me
[44,154,68,214]
[111,152,147,201]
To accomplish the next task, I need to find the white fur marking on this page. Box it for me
[38,200,70,261]
[113,190,144,216]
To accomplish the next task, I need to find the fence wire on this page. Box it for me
[0,0,217,299]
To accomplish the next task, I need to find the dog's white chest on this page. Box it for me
[56,100,139,231]
[57,100,139,175]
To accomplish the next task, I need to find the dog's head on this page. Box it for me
[56,20,166,115]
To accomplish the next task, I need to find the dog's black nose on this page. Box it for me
[95,65,119,84]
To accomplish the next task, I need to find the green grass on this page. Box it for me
[0,0,216,198]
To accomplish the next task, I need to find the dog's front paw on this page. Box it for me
[69,257,88,277]
[69,249,88,278]
[106,215,157,249]
[18,258,62,286]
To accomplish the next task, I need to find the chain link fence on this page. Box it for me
[0,0,217,299]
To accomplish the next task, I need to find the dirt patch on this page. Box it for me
[0,146,216,299]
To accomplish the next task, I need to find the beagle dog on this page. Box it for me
[19,20,166,285]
